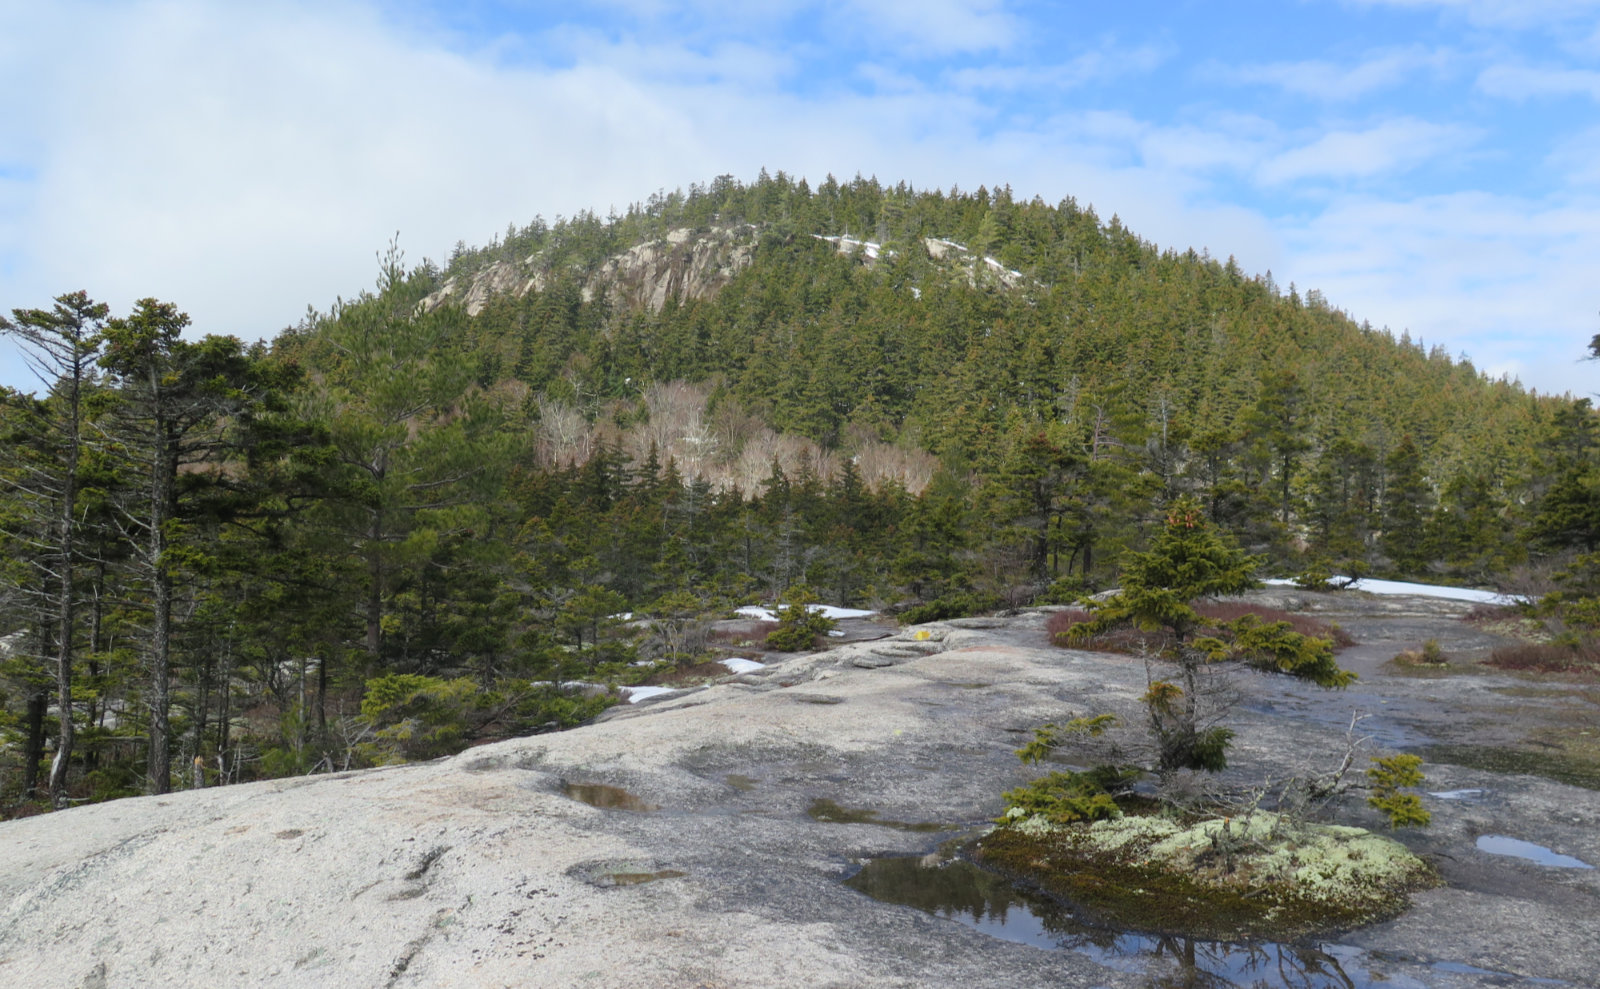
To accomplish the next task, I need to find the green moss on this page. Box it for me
[975,811,1436,941]
[807,798,952,832]
[1424,743,1600,791]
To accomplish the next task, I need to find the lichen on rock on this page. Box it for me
[977,810,1437,941]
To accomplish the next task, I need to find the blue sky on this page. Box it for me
[3,0,1599,396]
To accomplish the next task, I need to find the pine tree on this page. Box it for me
[1,292,109,805]
[1071,497,1349,775]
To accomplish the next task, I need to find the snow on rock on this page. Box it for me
[1263,577,1514,605]
[734,605,878,622]
[719,658,764,674]
[619,685,680,703]
[812,234,882,260]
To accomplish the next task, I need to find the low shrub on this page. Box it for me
[1049,601,1353,653]
[899,591,1001,625]
[766,604,838,651]
[1485,641,1600,673]
[709,622,777,647]
[1463,603,1525,624]
[1193,601,1355,648]
[1393,638,1448,667]
[1045,608,1093,642]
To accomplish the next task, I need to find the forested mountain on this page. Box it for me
[3,170,1595,812]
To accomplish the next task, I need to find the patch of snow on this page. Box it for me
[620,685,679,704]
[735,604,878,621]
[1263,577,1514,605]
[816,605,877,619]
[978,255,1023,278]
[811,234,883,260]
[1428,789,1485,800]
[719,657,764,674]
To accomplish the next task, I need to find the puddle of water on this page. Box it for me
[563,782,659,812]
[848,855,1559,987]
[1427,789,1485,800]
[1476,835,1595,869]
[725,773,758,792]
[604,869,686,886]
[568,859,687,888]
[846,856,1427,987]
[807,798,952,833]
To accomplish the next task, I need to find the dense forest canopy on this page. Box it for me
[4,170,1597,811]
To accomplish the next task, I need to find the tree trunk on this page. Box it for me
[217,641,233,780]
[84,572,105,774]
[146,416,175,795]
[366,514,384,658]
[21,683,46,800]
[316,649,329,763]
[47,402,79,807]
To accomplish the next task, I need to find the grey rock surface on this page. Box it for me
[2,594,1597,987]
[419,225,761,317]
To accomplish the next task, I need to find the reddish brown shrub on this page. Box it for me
[1194,601,1355,648]
[1485,642,1600,674]
[709,622,778,647]
[1045,609,1095,644]
[1463,604,1525,624]
[1047,608,1172,654]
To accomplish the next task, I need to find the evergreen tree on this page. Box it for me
[0,292,109,804]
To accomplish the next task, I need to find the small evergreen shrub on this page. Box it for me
[899,591,1000,625]
[764,587,839,651]
[358,674,481,765]
[1366,754,1431,828]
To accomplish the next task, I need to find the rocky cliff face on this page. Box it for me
[421,224,761,317]
[420,226,1030,319]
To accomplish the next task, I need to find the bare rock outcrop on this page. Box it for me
[420,225,760,317]
[3,599,1597,988]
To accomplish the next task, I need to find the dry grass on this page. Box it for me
[708,622,778,647]
[1463,603,1524,624]
[1392,638,1448,668]
[644,660,740,686]
[1048,601,1353,653]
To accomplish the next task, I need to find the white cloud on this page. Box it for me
[1256,119,1477,185]
[1280,190,1600,395]
[945,42,1169,92]
[1346,0,1600,30]
[1220,47,1454,102]
[1549,125,1600,186]
[1478,62,1600,100]
[832,0,1016,54]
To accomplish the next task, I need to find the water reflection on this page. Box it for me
[846,855,1403,989]
[562,781,659,811]
[1476,834,1594,869]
